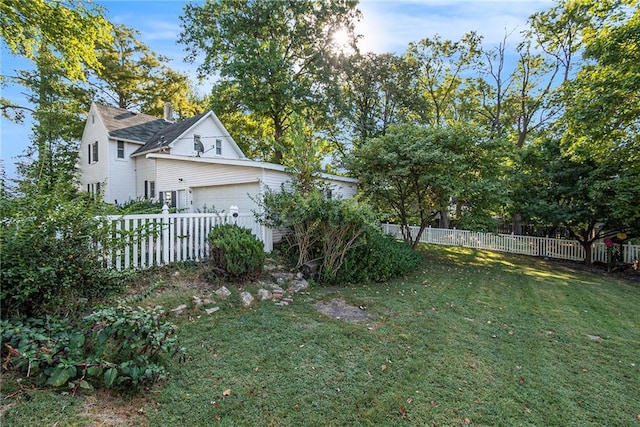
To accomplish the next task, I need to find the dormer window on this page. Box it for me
[215,139,222,155]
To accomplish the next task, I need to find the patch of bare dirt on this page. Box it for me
[80,390,151,427]
[315,299,377,322]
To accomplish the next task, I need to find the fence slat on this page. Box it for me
[384,224,638,265]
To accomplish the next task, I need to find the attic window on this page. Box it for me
[215,139,222,155]
[193,135,202,151]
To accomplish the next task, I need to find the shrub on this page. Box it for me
[337,230,423,284]
[208,224,265,278]
[0,194,125,318]
[257,188,423,285]
[258,188,378,283]
[0,303,186,393]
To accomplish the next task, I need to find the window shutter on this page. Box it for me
[88,144,92,163]
[144,180,149,199]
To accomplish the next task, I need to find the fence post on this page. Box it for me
[162,204,170,265]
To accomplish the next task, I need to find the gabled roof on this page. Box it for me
[132,112,208,155]
[94,103,171,143]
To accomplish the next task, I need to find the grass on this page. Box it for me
[2,245,639,426]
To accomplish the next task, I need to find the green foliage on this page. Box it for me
[207,224,265,278]
[0,305,185,393]
[258,188,420,285]
[109,198,165,215]
[0,0,112,83]
[348,123,509,248]
[338,230,423,284]
[0,192,126,318]
[93,24,204,117]
[179,0,360,160]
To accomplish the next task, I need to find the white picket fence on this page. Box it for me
[100,210,638,270]
[382,224,640,264]
[101,207,272,270]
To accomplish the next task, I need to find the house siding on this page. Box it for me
[108,138,139,204]
[169,118,243,159]
[192,182,261,214]
[135,157,157,201]
[78,104,111,201]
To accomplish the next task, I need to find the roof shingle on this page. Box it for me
[95,103,171,143]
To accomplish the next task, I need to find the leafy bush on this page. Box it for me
[258,189,375,281]
[257,188,422,285]
[208,224,265,278]
[0,193,126,318]
[0,304,186,393]
[337,230,423,284]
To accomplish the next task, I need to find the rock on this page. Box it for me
[258,288,272,301]
[272,272,294,283]
[215,286,231,299]
[171,304,188,316]
[587,334,602,342]
[193,296,203,307]
[264,264,284,272]
[288,278,309,293]
[240,291,255,308]
[205,307,220,315]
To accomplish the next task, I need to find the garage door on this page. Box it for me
[192,182,260,215]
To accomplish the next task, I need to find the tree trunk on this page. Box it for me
[582,242,593,265]
[439,208,450,229]
[512,213,522,235]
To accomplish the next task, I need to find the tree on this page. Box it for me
[518,137,639,264]
[337,52,415,147]
[348,124,506,249]
[1,0,112,119]
[13,48,89,197]
[179,0,361,161]
[562,0,639,162]
[405,32,483,127]
[92,24,204,118]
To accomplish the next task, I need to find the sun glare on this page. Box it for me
[331,28,354,52]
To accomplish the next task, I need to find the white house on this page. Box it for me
[78,102,357,212]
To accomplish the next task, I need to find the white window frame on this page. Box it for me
[215,139,222,155]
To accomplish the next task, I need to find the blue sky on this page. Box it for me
[1,0,554,180]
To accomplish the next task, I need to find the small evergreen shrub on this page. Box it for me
[208,224,265,278]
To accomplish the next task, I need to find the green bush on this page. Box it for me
[257,188,421,285]
[208,224,265,278]
[0,304,186,393]
[337,230,423,284]
[0,194,126,318]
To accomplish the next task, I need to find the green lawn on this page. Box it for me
[2,245,639,426]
